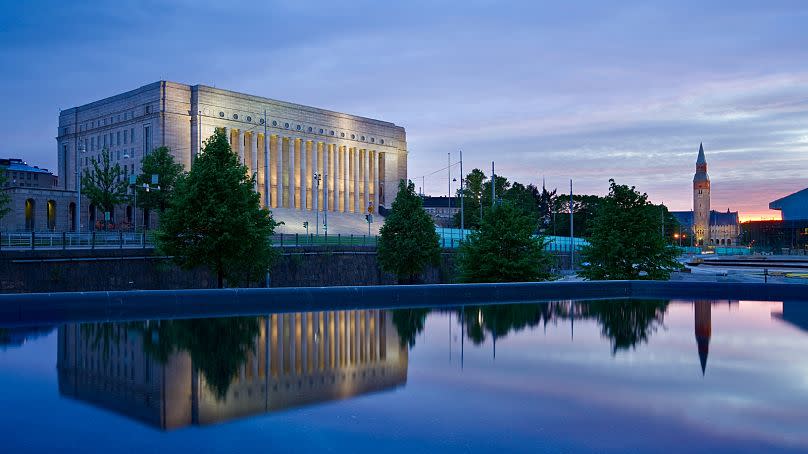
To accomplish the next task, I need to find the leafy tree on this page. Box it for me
[503,182,540,227]
[457,201,554,283]
[136,146,185,214]
[452,168,487,229]
[550,193,604,238]
[537,184,556,234]
[579,179,681,280]
[81,148,128,220]
[156,130,279,288]
[378,179,441,284]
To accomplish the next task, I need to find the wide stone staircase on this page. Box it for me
[270,208,382,235]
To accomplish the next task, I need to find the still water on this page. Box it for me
[1,299,807,453]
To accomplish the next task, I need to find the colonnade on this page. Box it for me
[221,128,383,214]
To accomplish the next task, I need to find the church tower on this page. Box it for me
[693,143,710,245]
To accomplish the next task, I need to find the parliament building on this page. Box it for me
[51,81,408,232]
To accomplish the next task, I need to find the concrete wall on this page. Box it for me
[0,246,456,293]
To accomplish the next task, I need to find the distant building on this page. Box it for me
[422,196,459,226]
[769,187,808,221]
[741,219,808,252]
[671,144,741,246]
[0,158,74,231]
[0,158,58,189]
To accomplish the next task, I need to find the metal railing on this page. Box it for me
[0,231,381,250]
[0,231,156,250]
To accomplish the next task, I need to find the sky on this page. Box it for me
[1,0,807,221]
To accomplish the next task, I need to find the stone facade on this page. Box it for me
[55,81,407,231]
[671,144,740,246]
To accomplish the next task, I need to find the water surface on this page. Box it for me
[1,299,807,453]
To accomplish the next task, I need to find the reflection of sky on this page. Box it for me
[2,1,807,218]
[1,301,807,453]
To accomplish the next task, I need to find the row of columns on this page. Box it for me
[236,310,388,381]
[222,128,382,214]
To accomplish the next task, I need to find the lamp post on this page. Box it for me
[313,172,322,236]
[76,142,86,232]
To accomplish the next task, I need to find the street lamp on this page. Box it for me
[313,172,322,236]
[76,142,87,232]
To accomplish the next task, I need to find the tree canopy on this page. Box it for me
[156,130,279,288]
[81,148,128,218]
[457,201,553,283]
[136,146,185,214]
[378,179,441,283]
[579,179,681,280]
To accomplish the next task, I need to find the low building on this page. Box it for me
[422,196,459,227]
[670,210,741,246]
[1,158,58,189]
[741,219,808,252]
[769,187,808,221]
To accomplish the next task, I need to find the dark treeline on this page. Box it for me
[449,169,681,239]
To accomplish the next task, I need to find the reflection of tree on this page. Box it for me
[460,304,557,345]
[582,300,669,354]
[134,317,260,400]
[392,308,431,349]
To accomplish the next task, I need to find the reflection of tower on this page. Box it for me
[694,300,712,375]
[693,143,711,246]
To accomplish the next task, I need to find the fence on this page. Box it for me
[0,231,155,250]
[0,231,381,251]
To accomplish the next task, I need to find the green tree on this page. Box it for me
[580,179,681,280]
[452,168,487,229]
[457,201,553,283]
[136,146,185,214]
[156,130,279,288]
[378,179,441,284]
[81,148,128,221]
[550,193,604,238]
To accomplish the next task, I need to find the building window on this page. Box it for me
[246,116,252,122]
[330,130,335,136]
[308,127,313,132]
[380,139,384,144]
[143,125,151,155]
[117,131,121,146]
[259,118,265,125]
[63,127,68,136]
[272,120,278,126]
[124,130,128,144]
[91,137,95,151]
[361,135,365,141]
[145,105,151,114]
[219,111,225,118]
[104,135,108,147]
[319,128,324,134]
[285,123,290,129]
[233,114,239,120]
[131,128,135,142]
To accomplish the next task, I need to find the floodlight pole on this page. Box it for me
[459,149,464,240]
[570,179,574,272]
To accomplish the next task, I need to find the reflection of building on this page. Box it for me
[694,301,711,375]
[671,144,740,246]
[772,302,808,333]
[57,310,407,430]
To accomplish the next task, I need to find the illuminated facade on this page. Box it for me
[57,310,408,430]
[56,81,408,230]
[671,144,740,246]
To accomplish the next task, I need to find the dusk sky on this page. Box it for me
[2,0,807,220]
